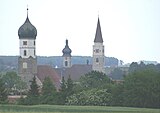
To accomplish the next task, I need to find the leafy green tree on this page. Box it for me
[78,71,112,91]
[123,69,160,108]
[2,71,27,95]
[66,88,112,106]
[110,84,124,106]
[0,78,8,104]
[110,68,125,80]
[128,62,139,73]
[41,77,57,104]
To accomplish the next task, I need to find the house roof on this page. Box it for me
[55,64,92,81]
[37,65,61,89]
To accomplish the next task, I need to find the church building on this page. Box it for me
[18,8,38,86]
[18,9,60,89]
[18,9,106,87]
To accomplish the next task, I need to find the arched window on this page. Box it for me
[24,50,27,56]
[65,61,68,67]
[96,58,99,62]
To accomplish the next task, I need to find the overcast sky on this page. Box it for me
[0,0,160,63]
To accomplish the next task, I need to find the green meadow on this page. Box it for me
[0,105,159,113]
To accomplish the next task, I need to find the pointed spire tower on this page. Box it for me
[18,8,37,86]
[62,39,72,68]
[92,17,105,73]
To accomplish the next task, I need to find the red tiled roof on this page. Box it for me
[37,65,60,89]
[55,64,92,81]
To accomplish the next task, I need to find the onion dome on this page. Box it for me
[62,39,72,57]
[18,9,37,39]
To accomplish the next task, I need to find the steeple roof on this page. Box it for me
[18,8,37,39]
[94,17,103,43]
[62,39,72,57]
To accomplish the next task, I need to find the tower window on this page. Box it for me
[65,61,68,67]
[34,41,35,45]
[96,58,99,62]
[23,41,27,45]
[95,49,99,53]
[24,50,27,56]
[34,50,36,56]
[23,62,27,69]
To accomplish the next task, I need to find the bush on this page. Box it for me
[66,88,112,106]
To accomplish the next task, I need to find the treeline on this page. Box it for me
[0,56,118,72]
[0,62,160,108]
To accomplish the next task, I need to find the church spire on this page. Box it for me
[94,17,103,43]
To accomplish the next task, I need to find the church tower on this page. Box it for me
[92,17,105,73]
[18,8,37,85]
[62,39,72,68]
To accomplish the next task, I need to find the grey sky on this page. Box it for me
[0,0,160,63]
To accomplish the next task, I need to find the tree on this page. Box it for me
[57,76,67,105]
[0,78,8,104]
[21,76,40,105]
[110,84,124,106]
[128,62,139,73]
[123,69,160,108]
[41,76,57,104]
[110,68,125,80]
[28,76,39,97]
[78,71,112,91]
[66,75,74,96]
[66,88,112,106]
[129,62,146,74]
[2,71,27,95]
[60,76,66,92]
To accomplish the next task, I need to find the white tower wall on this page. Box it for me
[92,42,105,73]
[19,39,36,58]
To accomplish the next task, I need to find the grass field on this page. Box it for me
[0,105,159,113]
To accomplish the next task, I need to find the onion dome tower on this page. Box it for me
[62,39,72,68]
[92,17,105,73]
[18,8,37,86]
